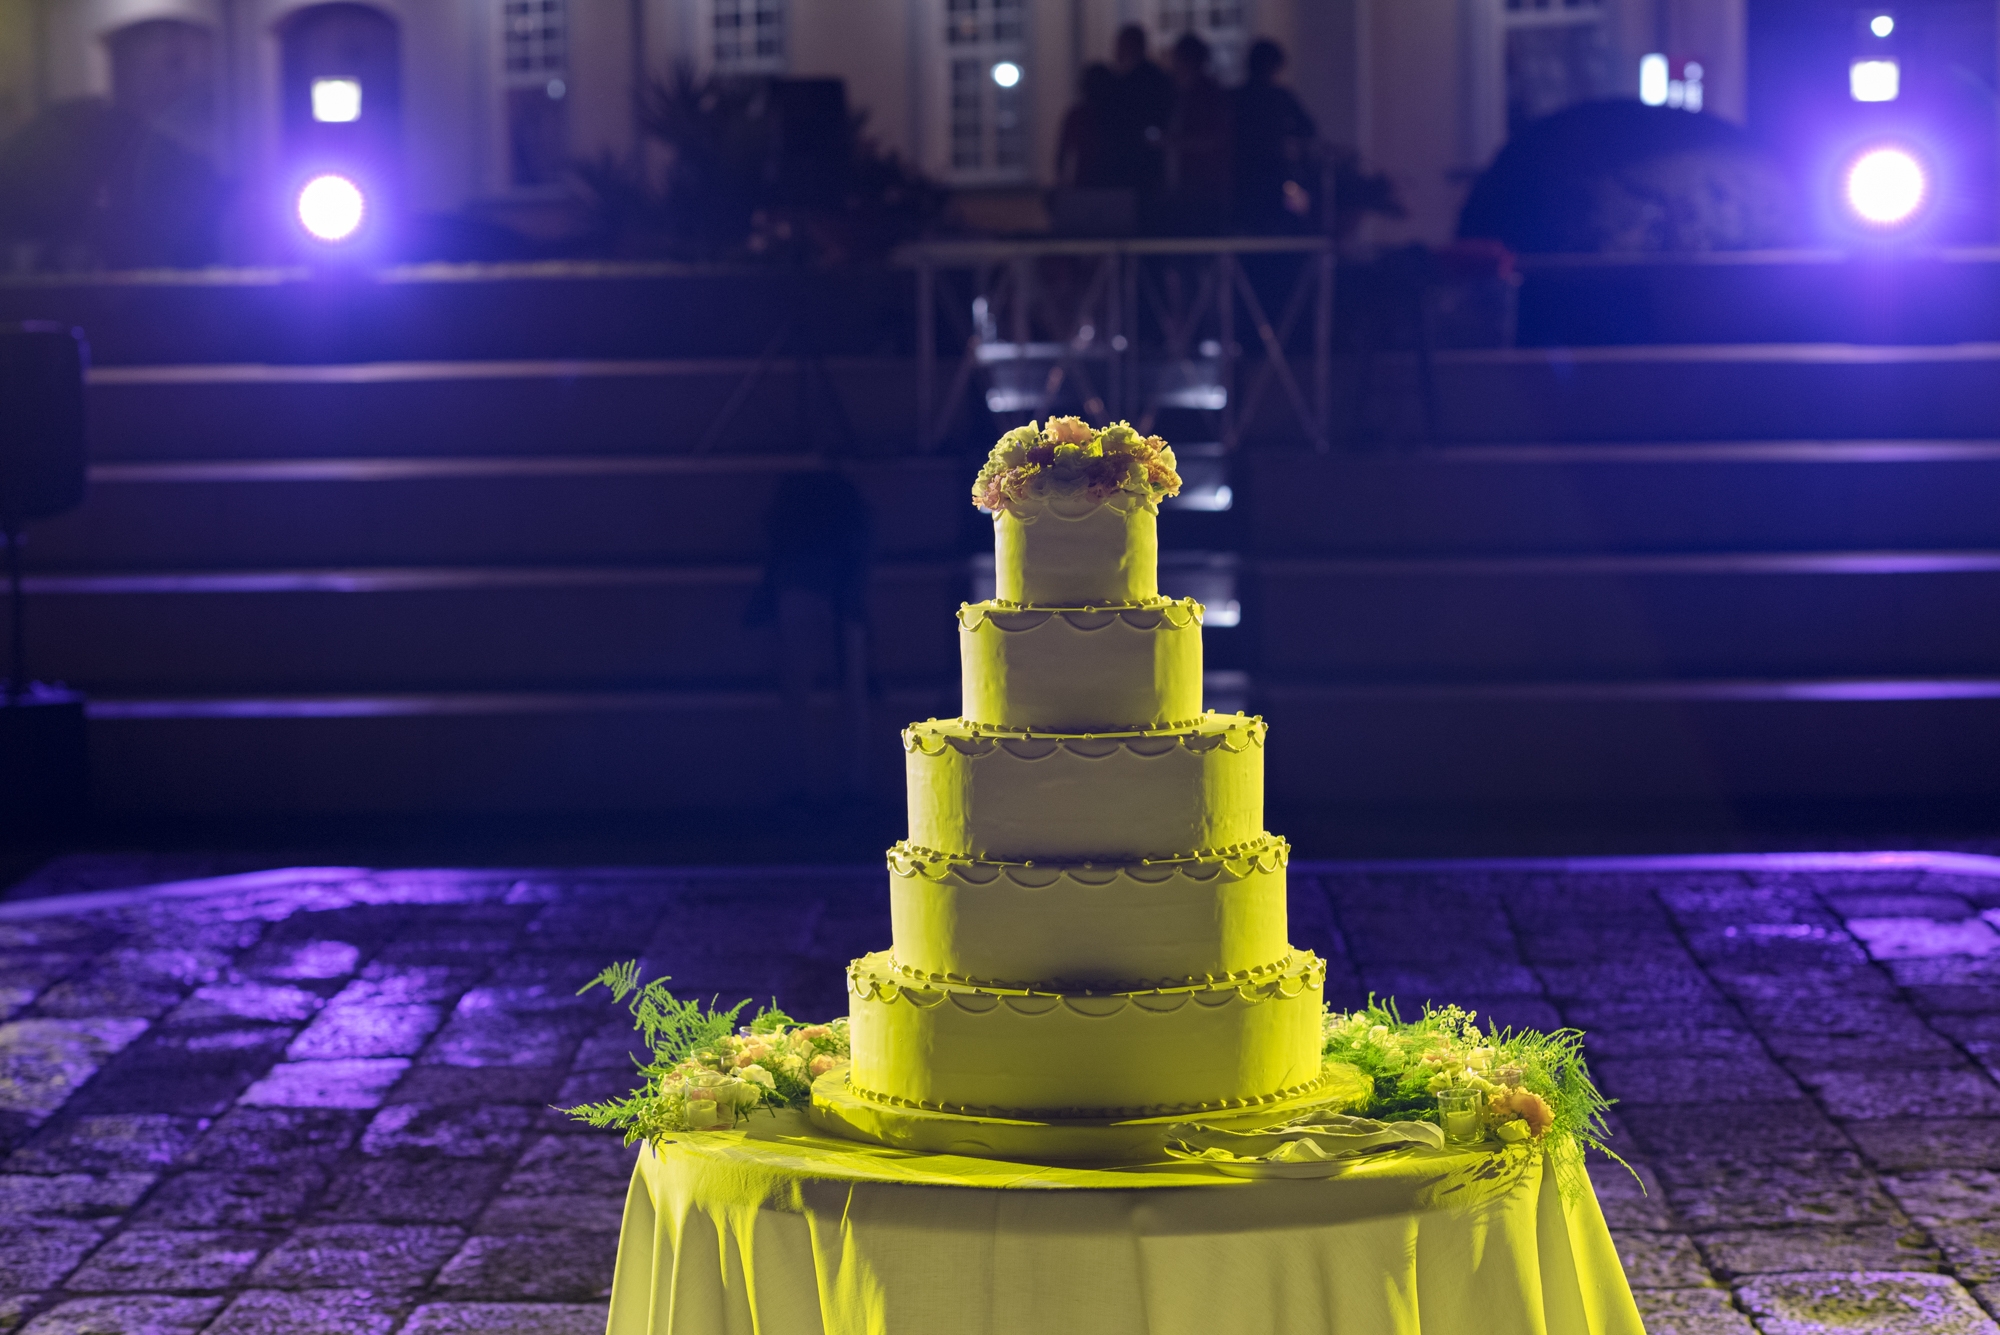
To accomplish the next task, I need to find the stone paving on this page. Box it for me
[0,857,1998,1334]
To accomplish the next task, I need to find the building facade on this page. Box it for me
[0,0,1745,245]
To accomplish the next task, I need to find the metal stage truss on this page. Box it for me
[901,235,1336,452]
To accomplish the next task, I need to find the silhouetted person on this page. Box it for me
[1164,33,1230,234]
[1103,24,1173,203]
[747,471,873,798]
[1056,63,1118,187]
[1231,38,1318,234]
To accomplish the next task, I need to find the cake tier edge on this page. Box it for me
[887,835,1289,988]
[959,596,1203,732]
[809,1060,1371,1165]
[993,492,1158,606]
[905,713,1266,861]
[844,948,1326,1119]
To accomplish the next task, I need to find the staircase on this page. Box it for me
[24,350,971,814]
[13,260,2000,820]
[1248,433,2000,810]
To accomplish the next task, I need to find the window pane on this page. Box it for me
[1505,21,1613,134]
[951,58,983,169]
[715,0,785,70]
[993,81,1024,168]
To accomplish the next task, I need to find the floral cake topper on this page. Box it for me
[973,416,1182,513]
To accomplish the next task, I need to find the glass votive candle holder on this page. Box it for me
[1438,1088,1486,1146]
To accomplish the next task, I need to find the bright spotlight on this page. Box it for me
[297,174,365,242]
[1639,53,1669,106]
[991,61,1021,88]
[1845,147,1926,226]
[311,78,362,123]
[1850,58,1900,102]
[1870,13,1895,36]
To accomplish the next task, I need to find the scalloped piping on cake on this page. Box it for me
[958,599,1203,633]
[882,945,1302,994]
[841,1065,1338,1123]
[887,836,1289,886]
[847,951,1324,1008]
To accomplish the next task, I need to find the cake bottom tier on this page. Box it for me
[844,949,1328,1119]
[810,1060,1371,1164]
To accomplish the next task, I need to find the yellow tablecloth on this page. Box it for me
[604,1109,1643,1335]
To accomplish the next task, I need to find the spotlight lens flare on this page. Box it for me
[310,77,361,123]
[1845,148,1926,226]
[1850,58,1900,102]
[297,174,365,242]
[991,61,1021,88]
[1870,13,1894,36]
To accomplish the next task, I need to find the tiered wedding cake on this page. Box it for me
[812,419,1339,1161]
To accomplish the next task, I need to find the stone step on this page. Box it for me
[73,345,2000,467]
[78,677,2000,811]
[83,686,955,813]
[1253,552,2000,678]
[39,439,2000,575]
[1260,679,2000,804]
[83,359,938,461]
[1372,344,2000,442]
[0,263,910,364]
[1244,442,2000,554]
[28,455,971,570]
[18,563,964,694]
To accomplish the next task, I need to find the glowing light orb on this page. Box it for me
[311,77,362,123]
[1870,14,1895,37]
[1850,58,1900,102]
[297,174,365,242]
[1639,53,1669,106]
[1845,148,1926,226]
[991,61,1021,88]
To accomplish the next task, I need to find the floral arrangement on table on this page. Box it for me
[972,416,1182,513]
[562,962,1620,1197]
[1321,1000,1622,1198]
[561,963,849,1142]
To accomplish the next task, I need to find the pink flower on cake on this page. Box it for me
[1046,415,1094,444]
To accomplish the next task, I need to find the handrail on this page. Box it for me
[895,236,1333,264]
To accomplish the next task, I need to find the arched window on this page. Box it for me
[943,0,1027,180]
[277,3,402,166]
[501,0,568,186]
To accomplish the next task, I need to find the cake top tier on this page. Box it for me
[974,419,1182,606]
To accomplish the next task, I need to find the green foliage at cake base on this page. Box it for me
[1322,1000,1623,1199]
[567,963,1620,1200]
[560,963,850,1141]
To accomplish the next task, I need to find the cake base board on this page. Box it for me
[808,1062,1373,1166]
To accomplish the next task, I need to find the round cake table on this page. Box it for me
[603,1109,1644,1335]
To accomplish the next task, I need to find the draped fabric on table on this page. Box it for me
[604,1110,1644,1335]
